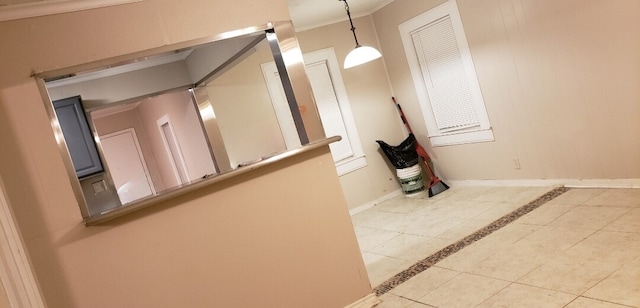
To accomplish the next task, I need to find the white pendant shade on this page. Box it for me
[343,45,382,69]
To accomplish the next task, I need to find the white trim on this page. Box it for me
[448,179,640,189]
[89,101,141,119]
[349,189,404,216]
[292,1,394,32]
[399,0,493,147]
[369,0,395,14]
[0,175,46,308]
[0,0,143,22]
[157,115,190,184]
[262,47,368,176]
[429,129,495,147]
[304,48,367,176]
[101,128,157,197]
[344,293,381,308]
[260,62,302,150]
[345,178,637,308]
[336,156,367,176]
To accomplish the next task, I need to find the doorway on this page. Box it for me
[157,115,189,185]
[100,128,156,204]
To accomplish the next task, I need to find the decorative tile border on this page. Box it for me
[372,186,571,296]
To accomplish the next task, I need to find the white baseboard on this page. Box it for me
[448,179,640,189]
[348,179,639,216]
[349,189,403,216]
[344,293,381,308]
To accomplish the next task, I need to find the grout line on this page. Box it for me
[396,294,438,308]
[372,186,572,296]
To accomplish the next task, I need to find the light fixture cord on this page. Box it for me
[341,0,361,48]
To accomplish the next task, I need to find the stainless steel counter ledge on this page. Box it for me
[84,135,341,226]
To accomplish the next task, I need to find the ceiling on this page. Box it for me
[0,0,392,30]
[287,0,394,31]
[37,0,395,84]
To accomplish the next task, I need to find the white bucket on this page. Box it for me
[396,164,425,196]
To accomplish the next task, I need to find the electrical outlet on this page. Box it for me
[513,158,521,170]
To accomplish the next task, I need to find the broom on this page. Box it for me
[391,97,449,197]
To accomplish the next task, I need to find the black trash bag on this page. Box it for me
[376,133,419,169]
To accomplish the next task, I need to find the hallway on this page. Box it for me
[351,186,640,307]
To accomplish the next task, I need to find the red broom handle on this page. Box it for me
[391,97,438,181]
[392,97,415,134]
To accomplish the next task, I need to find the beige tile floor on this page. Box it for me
[350,186,640,308]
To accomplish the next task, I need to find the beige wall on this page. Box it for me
[296,17,409,209]
[204,39,287,168]
[373,0,640,181]
[22,148,370,307]
[0,282,8,308]
[0,1,372,307]
[291,0,639,210]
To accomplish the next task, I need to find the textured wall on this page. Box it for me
[0,1,372,307]
[373,0,640,181]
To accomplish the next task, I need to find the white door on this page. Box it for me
[261,47,367,175]
[101,128,155,204]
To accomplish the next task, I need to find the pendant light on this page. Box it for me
[340,0,382,69]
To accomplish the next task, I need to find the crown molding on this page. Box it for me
[0,0,143,22]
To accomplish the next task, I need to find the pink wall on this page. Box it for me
[137,91,217,188]
[92,108,165,192]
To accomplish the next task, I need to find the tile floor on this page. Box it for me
[350,186,640,307]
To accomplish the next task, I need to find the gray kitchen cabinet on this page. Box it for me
[53,96,104,178]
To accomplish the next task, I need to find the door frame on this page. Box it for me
[101,128,156,198]
[156,115,190,185]
[0,174,47,307]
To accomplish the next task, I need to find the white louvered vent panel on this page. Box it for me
[305,61,354,162]
[411,15,480,133]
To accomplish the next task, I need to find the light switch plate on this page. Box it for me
[92,180,107,194]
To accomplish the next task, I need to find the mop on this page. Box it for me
[391,97,449,197]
